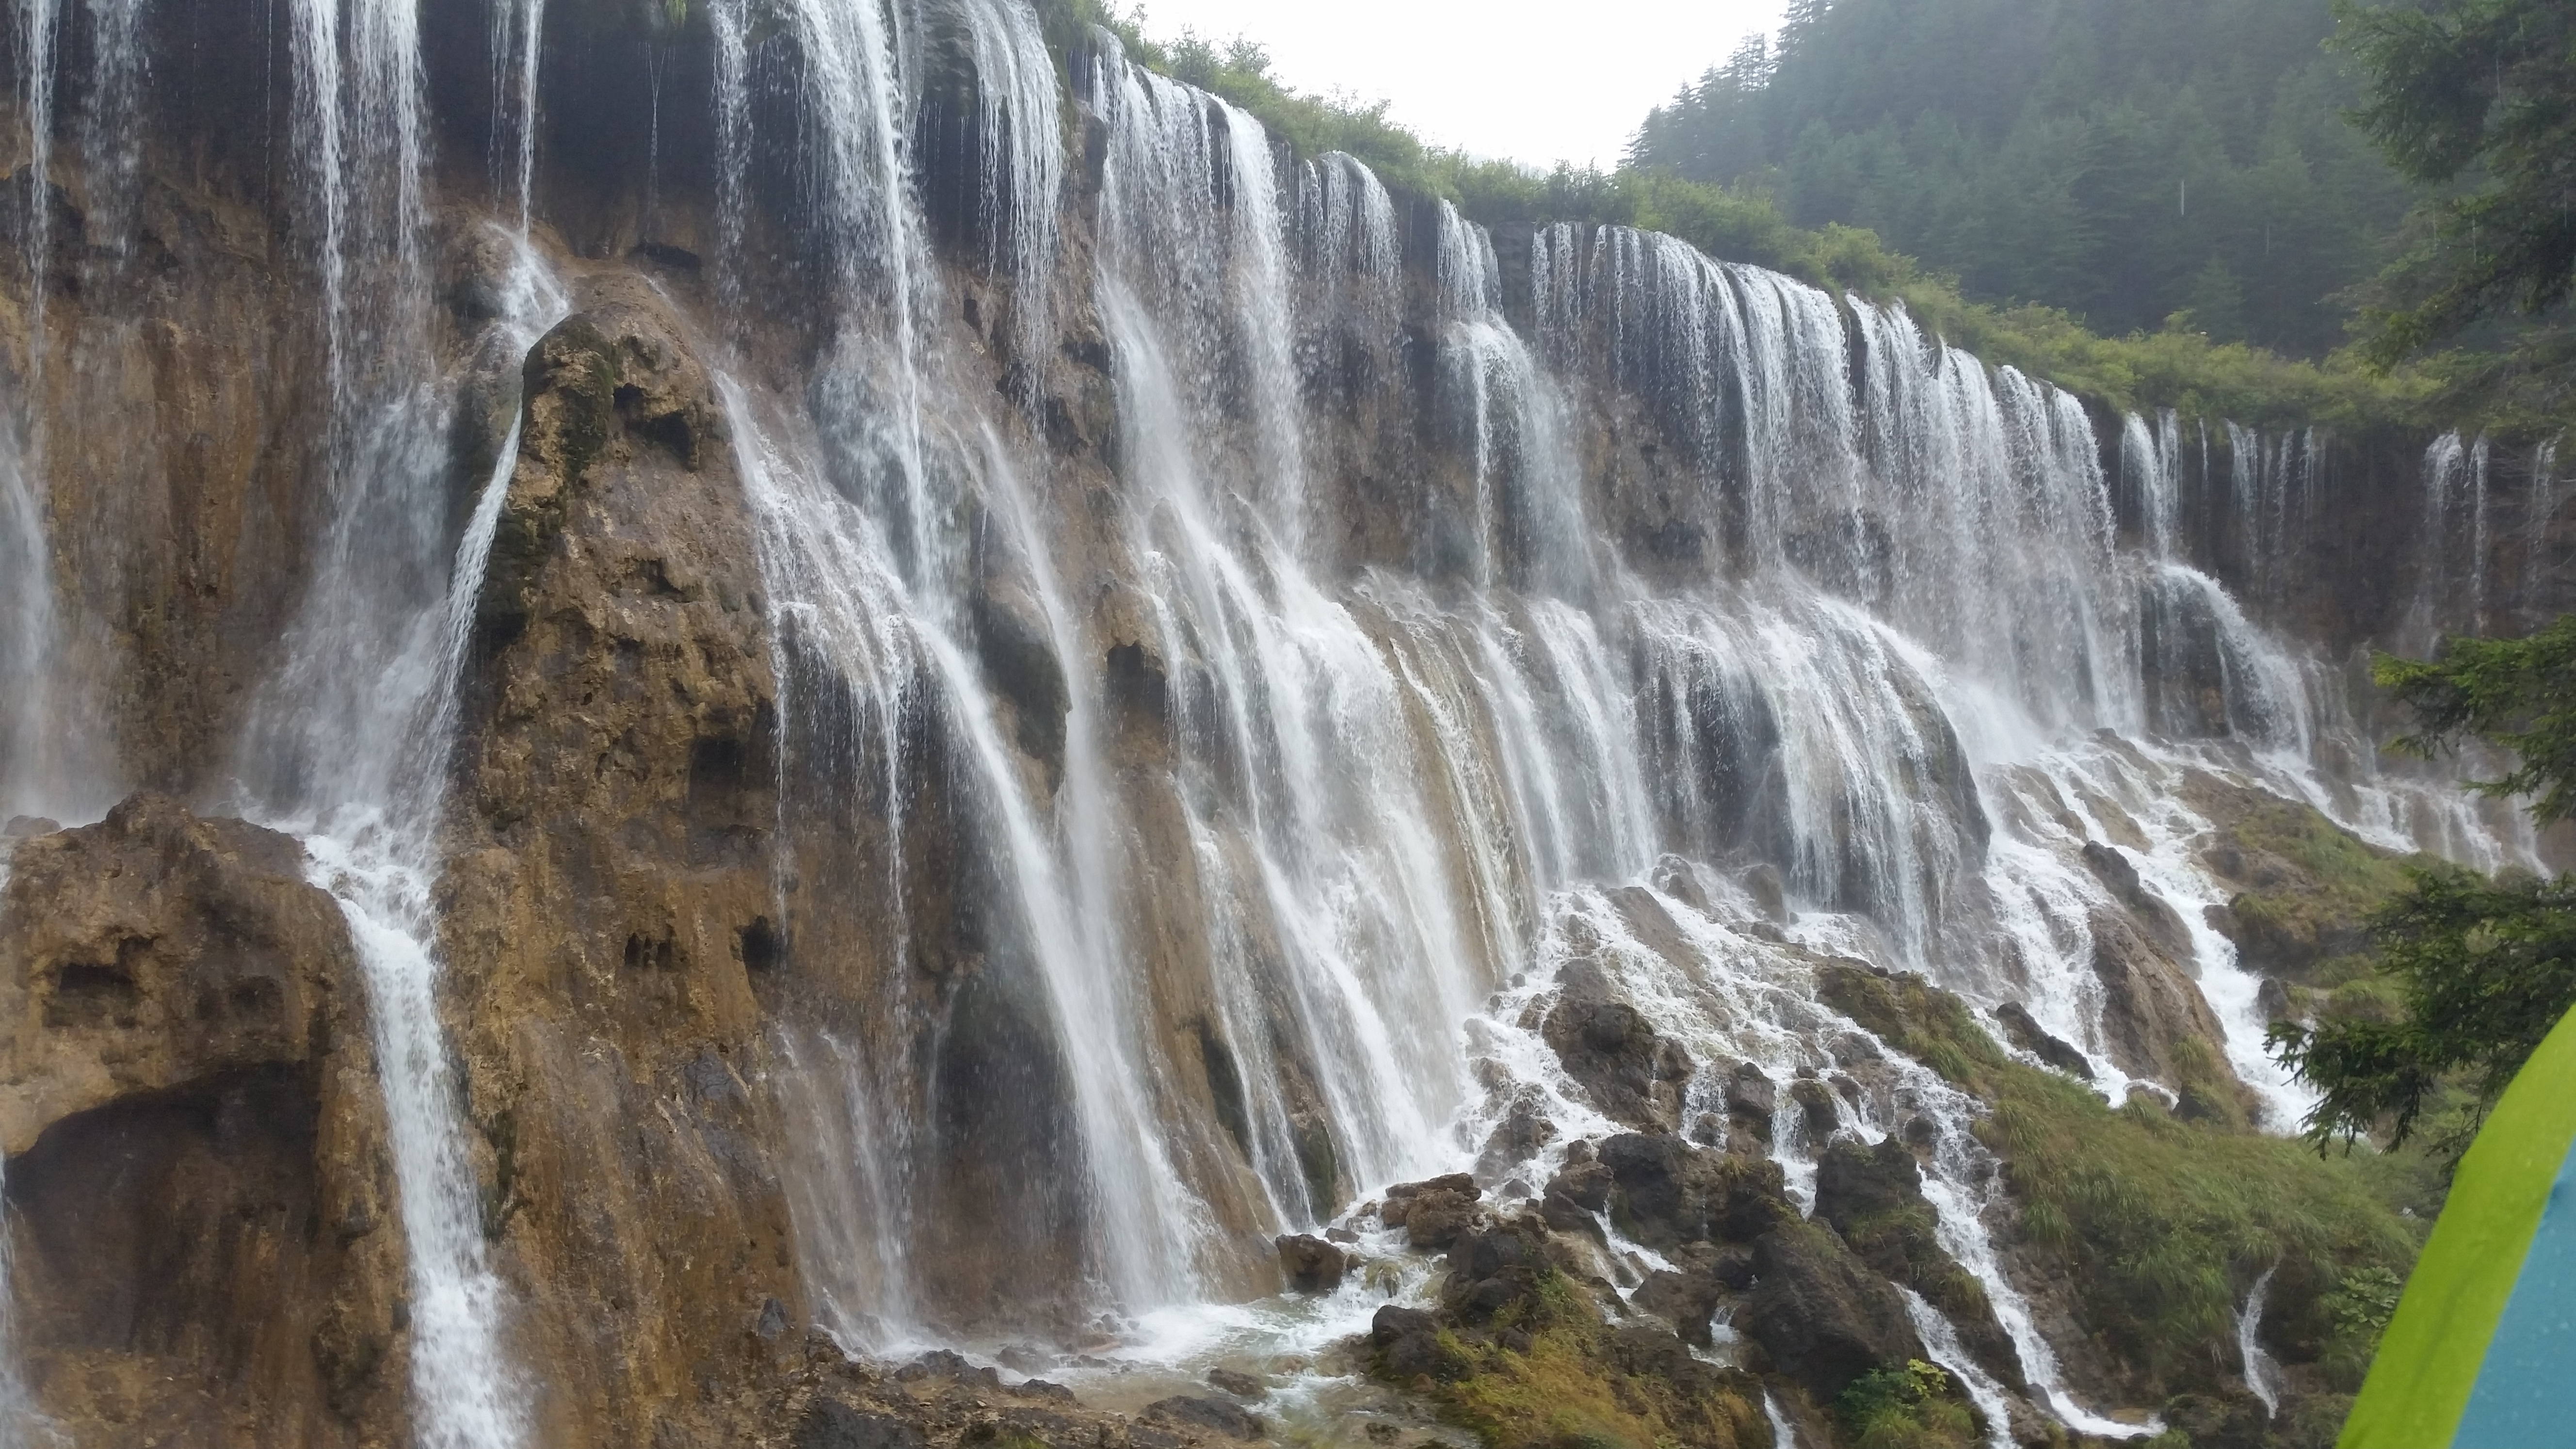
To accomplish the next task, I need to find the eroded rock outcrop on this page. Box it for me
[439,275,806,1447]
[0,795,409,1447]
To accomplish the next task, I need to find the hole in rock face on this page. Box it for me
[46,956,144,1029]
[196,975,286,1024]
[227,977,284,1019]
[738,918,784,974]
[622,932,677,972]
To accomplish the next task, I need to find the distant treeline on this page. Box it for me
[1629,0,2413,357]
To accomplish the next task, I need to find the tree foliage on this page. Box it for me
[2377,614,2576,823]
[2270,618,2576,1157]
[2271,864,2576,1153]
[1627,0,2414,356]
[2336,0,2576,363]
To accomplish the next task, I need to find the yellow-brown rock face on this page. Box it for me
[0,794,409,1449]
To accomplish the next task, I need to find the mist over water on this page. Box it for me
[0,1,2555,1441]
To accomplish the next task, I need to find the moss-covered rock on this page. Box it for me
[1822,952,2430,1429]
[2185,774,2420,984]
[1814,1138,2022,1390]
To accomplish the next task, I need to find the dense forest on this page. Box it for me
[1628,0,2413,356]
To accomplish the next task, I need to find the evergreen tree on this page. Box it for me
[2271,618,2576,1158]
[2336,0,2576,361]
[1626,0,2414,355]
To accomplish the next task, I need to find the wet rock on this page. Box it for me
[1631,1267,1724,1346]
[2256,976,2294,1025]
[1650,854,1712,914]
[1788,1077,1842,1138]
[2159,1388,2270,1449]
[2089,906,2242,1091]
[1739,1222,1928,1401]
[899,1349,998,1386]
[1383,1174,1481,1250]
[1706,1244,1757,1290]
[1441,1216,1553,1324]
[1596,1132,1791,1250]
[1739,861,1791,924]
[1369,1304,1466,1383]
[795,1401,931,1449]
[436,273,865,1444]
[1146,1395,1265,1440]
[1545,1158,1614,1213]
[1474,1088,1557,1179]
[1813,1138,2023,1388]
[1725,1061,1779,1125]
[1542,958,1695,1131]
[1,814,59,838]
[0,792,411,1445]
[1206,1367,1265,1399]
[1994,1001,2095,1080]
[1010,1379,1077,1403]
[2081,841,2195,961]
[0,794,363,1153]
[1274,1233,1348,1294]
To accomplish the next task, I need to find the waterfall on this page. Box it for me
[223,3,565,1441]
[688,31,2523,1424]
[0,418,66,825]
[1090,46,1503,1212]
[2237,1263,2285,1417]
[14,0,59,411]
[6,9,2555,1440]
[2411,429,2491,647]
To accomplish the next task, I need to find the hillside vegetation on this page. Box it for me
[1629,0,2407,358]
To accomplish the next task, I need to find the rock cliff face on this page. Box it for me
[0,796,408,1448]
[0,1,2545,1447]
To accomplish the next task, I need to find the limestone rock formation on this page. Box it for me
[1812,1137,2021,1389]
[0,794,408,1447]
[439,275,805,1447]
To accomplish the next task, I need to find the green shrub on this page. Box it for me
[1836,1361,1978,1449]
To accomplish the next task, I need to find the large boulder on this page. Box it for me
[0,793,409,1446]
[1274,1233,1348,1294]
[2089,907,2242,1095]
[1541,958,1695,1131]
[1994,1001,2094,1080]
[1440,1216,1554,1325]
[1370,1305,1467,1383]
[1813,1138,2023,1390]
[1381,1173,1483,1250]
[1739,1222,1929,1402]
[1596,1132,1792,1251]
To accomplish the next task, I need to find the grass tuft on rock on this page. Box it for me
[1383,1270,1771,1449]
[1982,1064,2426,1394]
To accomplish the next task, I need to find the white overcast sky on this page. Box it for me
[1126,0,1788,170]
